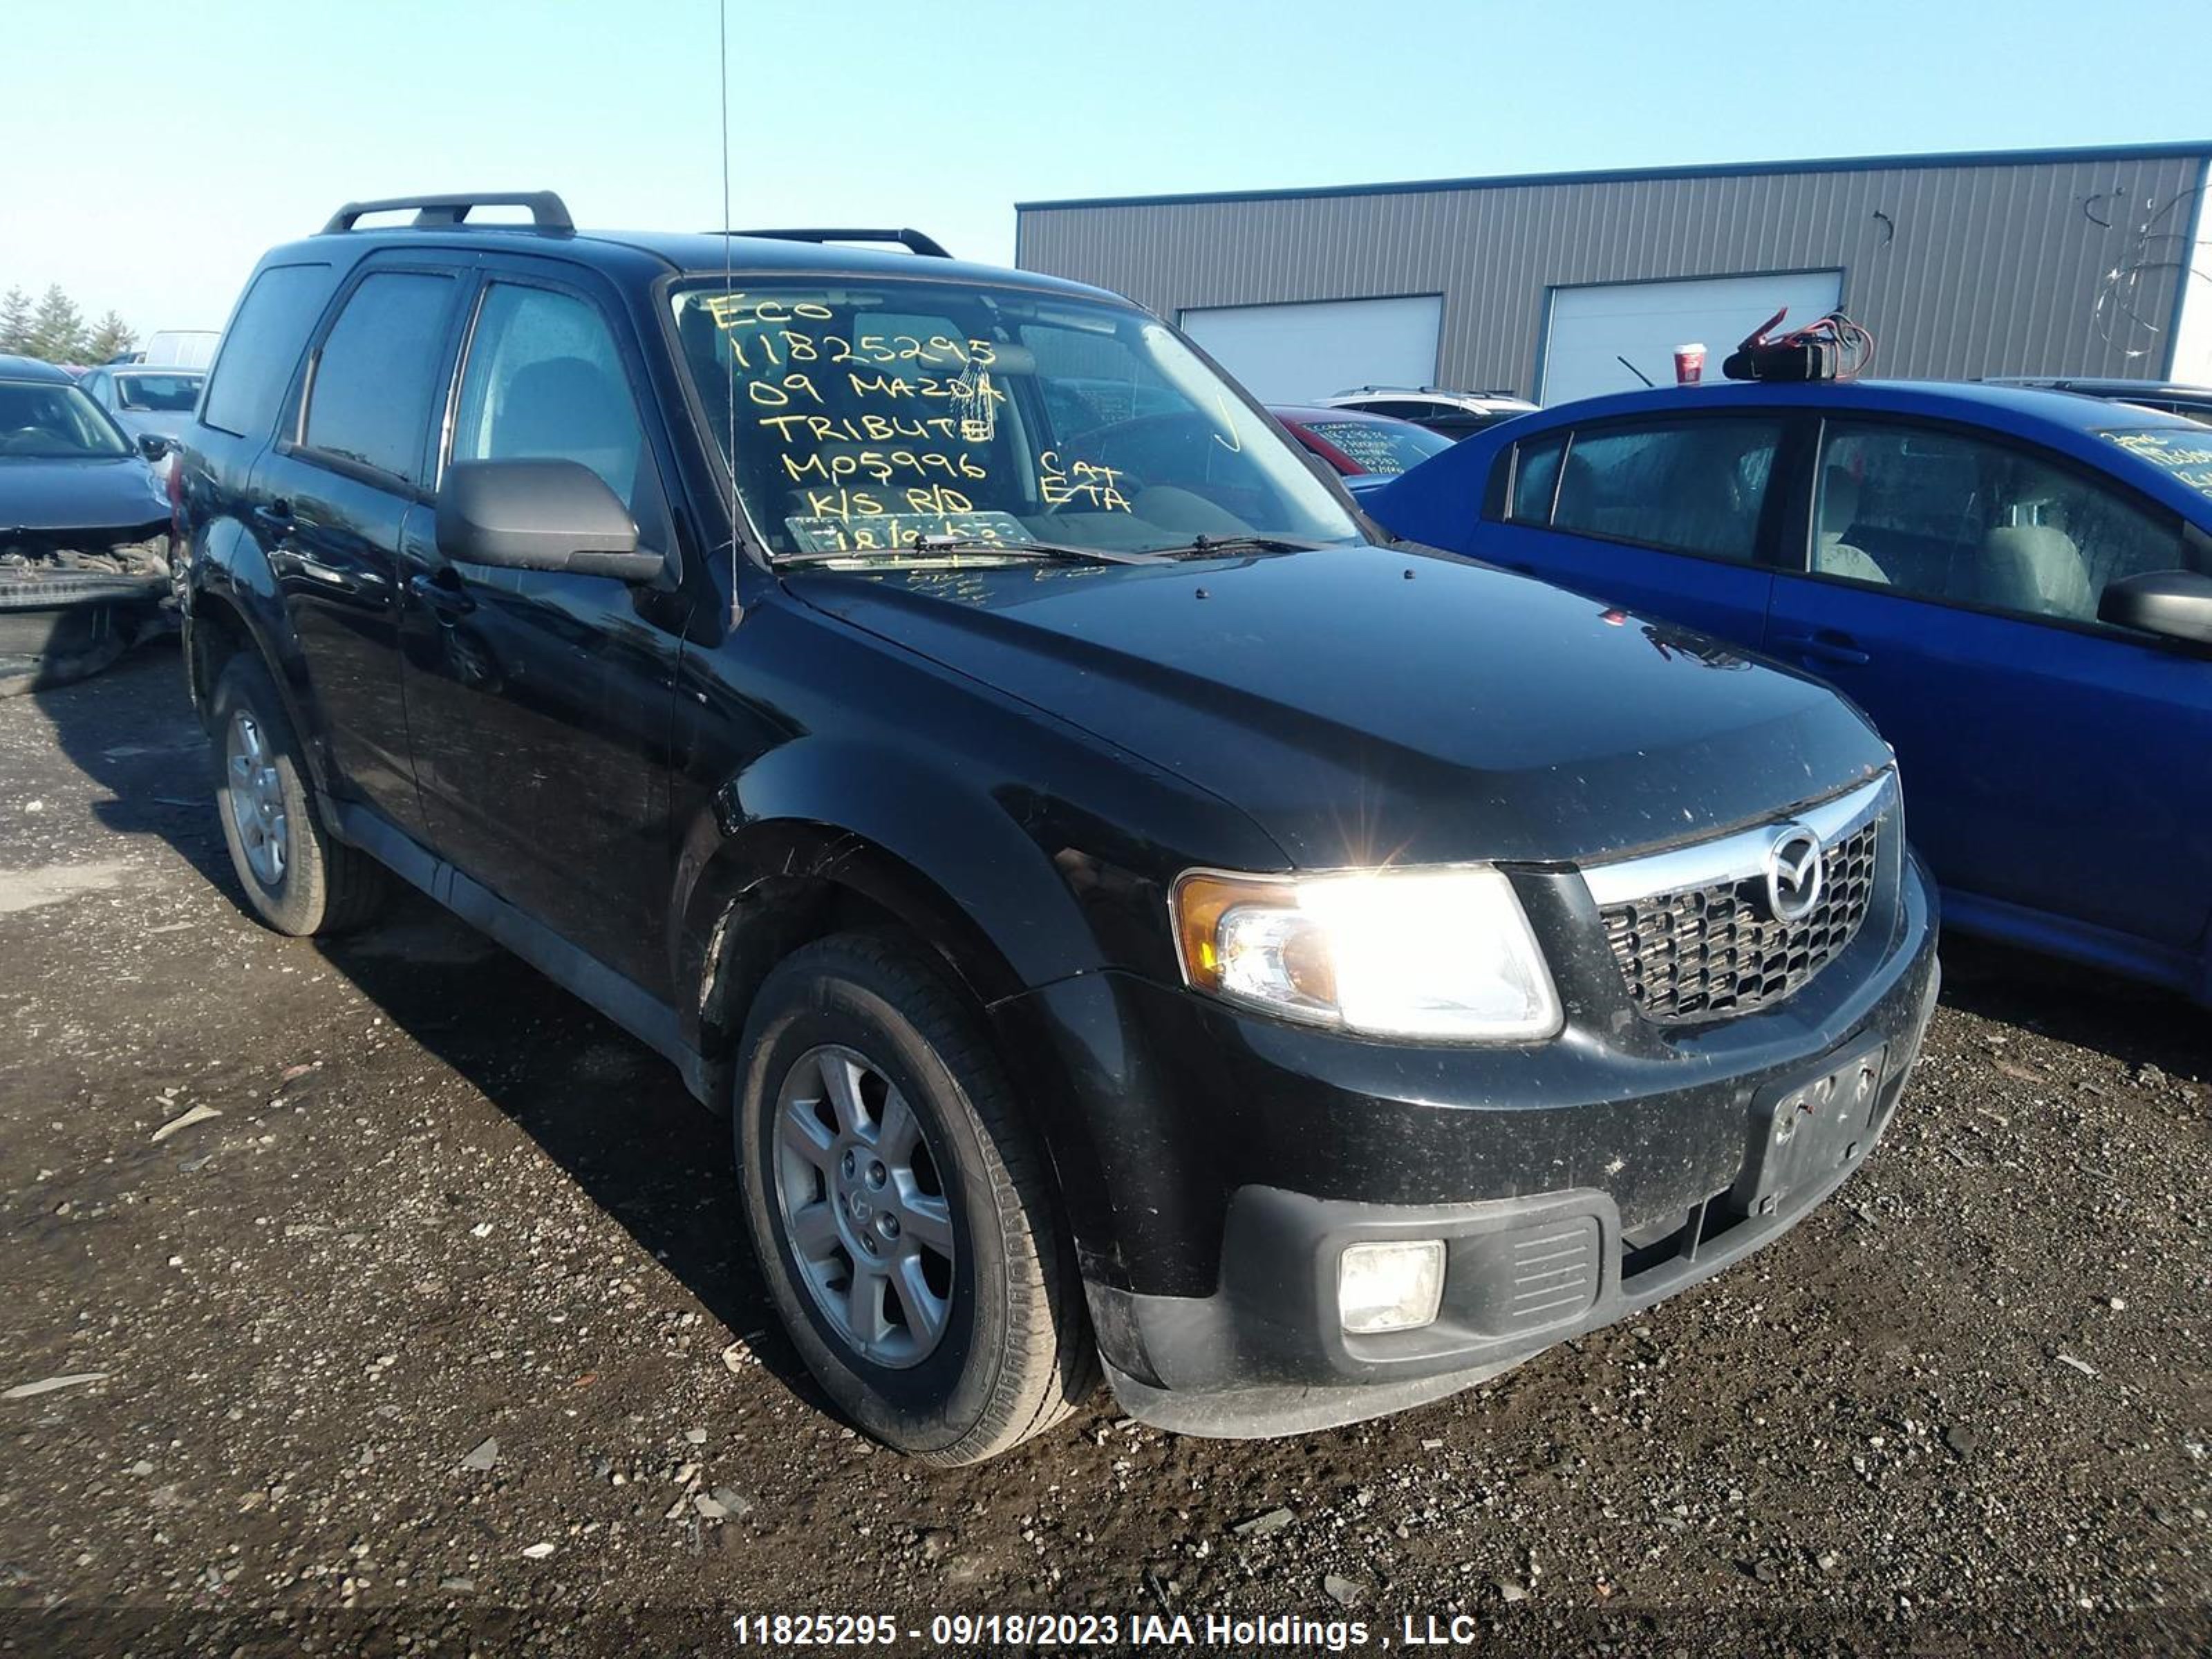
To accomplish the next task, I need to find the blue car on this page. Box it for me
[1369,379,2212,1001]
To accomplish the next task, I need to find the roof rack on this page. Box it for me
[321,191,574,235]
[1331,384,1528,401]
[727,227,952,259]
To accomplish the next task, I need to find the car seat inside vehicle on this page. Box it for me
[489,355,644,511]
[1976,524,2093,619]
[1814,467,1892,584]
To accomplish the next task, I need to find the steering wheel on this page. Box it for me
[1,427,54,456]
[1038,411,1214,512]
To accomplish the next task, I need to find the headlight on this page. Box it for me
[1170,865,1561,1042]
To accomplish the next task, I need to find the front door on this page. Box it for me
[400,263,689,993]
[1763,415,2212,965]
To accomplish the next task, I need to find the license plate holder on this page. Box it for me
[1725,1038,1889,1219]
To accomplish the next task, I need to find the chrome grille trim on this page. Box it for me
[1580,771,1896,910]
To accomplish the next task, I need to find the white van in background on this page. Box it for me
[138,329,221,370]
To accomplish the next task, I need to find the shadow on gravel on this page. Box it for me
[26,647,826,1412]
[1937,933,2211,1077]
[313,902,821,1401]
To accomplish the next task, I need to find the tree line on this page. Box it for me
[1,285,138,366]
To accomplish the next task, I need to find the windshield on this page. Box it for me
[2103,427,2212,501]
[116,372,203,413]
[1300,418,1454,475]
[669,276,1364,559]
[0,379,131,459]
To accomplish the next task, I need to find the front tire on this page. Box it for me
[208,653,386,937]
[735,933,1096,1463]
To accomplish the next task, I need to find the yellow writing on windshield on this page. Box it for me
[698,294,1018,524]
[1039,450,1130,512]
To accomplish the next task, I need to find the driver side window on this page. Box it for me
[1814,420,2190,624]
[449,281,667,547]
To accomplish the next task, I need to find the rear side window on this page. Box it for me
[301,272,457,485]
[1548,418,1781,563]
[1506,431,1566,521]
[200,263,336,438]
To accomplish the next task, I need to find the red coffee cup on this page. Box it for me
[1674,343,1706,384]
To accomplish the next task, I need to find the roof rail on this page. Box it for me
[321,191,574,235]
[727,227,952,259]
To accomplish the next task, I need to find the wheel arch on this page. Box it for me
[684,816,1033,1060]
[185,521,338,798]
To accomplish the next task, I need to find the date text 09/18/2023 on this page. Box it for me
[729,1611,1530,1650]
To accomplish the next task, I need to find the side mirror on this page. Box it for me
[2098,569,2212,648]
[136,432,173,462]
[435,458,664,582]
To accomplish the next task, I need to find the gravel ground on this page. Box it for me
[1,646,2206,1658]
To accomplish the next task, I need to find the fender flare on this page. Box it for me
[672,736,1150,1286]
[187,518,335,796]
[673,735,1108,1046]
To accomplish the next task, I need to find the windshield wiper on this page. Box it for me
[1155,534,1333,559]
[778,535,1163,569]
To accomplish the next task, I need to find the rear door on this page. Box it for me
[250,257,470,836]
[400,257,691,993]
[1477,411,1792,647]
[1762,413,2212,964]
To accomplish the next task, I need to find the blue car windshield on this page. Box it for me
[2102,427,2212,502]
[668,276,1362,559]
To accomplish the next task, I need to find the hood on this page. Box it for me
[789,545,1888,869]
[0,455,168,543]
[113,409,194,444]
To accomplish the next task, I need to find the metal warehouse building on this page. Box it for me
[1015,142,2212,408]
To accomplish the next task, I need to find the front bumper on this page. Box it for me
[995,850,1940,1437]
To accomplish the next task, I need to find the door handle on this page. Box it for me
[1772,631,1871,667]
[252,500,294,537]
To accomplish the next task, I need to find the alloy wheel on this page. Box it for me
[770,1044,957,1369]
[224,708,288,888]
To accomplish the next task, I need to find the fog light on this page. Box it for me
[1337,1240,1446,1334]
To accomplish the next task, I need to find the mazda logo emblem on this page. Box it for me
[1763,825,1825,923]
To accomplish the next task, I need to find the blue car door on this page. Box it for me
[1471,411,1791,648]
[1761,413,2212,982]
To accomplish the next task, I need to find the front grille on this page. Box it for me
[1600,821,1880,1023]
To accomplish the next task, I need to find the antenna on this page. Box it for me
[720,0,741,626]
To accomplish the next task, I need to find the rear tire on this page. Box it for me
[735,932,1096,1463]
[208,653,386,937]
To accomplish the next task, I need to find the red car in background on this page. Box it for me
[1271,404,1457,497]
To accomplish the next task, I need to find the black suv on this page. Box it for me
[175,192,1939,1463]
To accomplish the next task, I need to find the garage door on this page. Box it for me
[1179,296,1442,404]
[1539,272,1843,405]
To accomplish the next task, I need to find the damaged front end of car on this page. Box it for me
[0,527,176,696]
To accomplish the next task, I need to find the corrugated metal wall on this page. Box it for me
[1017,151,2211,393]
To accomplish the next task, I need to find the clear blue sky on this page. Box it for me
[4,0,2207,339]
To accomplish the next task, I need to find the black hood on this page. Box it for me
[0,455,168,543]
[789,545,1890,869]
